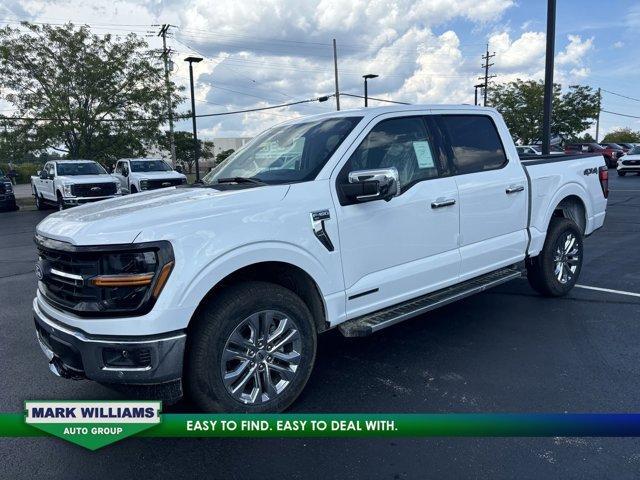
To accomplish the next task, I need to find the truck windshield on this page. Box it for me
[130,160,172,172]
[56,162,107,176]
[630,146,640,155]
[202,116,362,186]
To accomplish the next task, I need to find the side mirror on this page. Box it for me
[342,168,400,203]
[36,170,41,177]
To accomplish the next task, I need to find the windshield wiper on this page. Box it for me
[216,177,267,186]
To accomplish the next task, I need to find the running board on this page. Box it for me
[338,266,523,337]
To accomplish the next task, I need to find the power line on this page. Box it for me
[193,96,333,118]
[600,109,640,119]
[600,88,640,103]
[341,93,410,105]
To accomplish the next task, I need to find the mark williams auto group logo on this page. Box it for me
[25,401,161,450]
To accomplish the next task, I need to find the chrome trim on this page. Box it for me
[50,268,84,282]
[348,167,400,201]
[431,198,456,209]
[506,185,525,194]
[34,297,186,345]
[310,210,334,252]
[102,365,152,372]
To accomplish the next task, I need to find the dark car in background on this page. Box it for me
[601,142,629,154]
[0,168,18,211]
[565,142,623,168]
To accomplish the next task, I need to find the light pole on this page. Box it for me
[541,0,556,155]
[185,56,203,182]
[474,83,485,106]
[363,74,379,107]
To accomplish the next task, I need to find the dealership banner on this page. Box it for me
[5,405,640,450]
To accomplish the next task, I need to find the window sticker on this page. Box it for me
[413,141,435,168]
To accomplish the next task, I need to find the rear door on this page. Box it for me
[434,113,528,281]
[332,114,461,319]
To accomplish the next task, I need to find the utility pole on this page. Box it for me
[595,87,601,142]
[332,39,340,111]
[480,44,496,107]
[541,0,556,155]
[185,56,203,182]
[159,24,177,166]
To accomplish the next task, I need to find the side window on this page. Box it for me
[115,162,122,174]
[437,115,508,174]
[343,117,439,190]
[47,164,55,177]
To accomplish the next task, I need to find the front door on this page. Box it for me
[332,114,461,319]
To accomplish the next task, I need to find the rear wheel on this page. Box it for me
[527,217,583,297]
[186,281,317,412]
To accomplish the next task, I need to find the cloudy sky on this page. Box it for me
[2,0,639,139]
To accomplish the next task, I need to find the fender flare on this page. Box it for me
[541,182,592,234]
[176,241,333,311]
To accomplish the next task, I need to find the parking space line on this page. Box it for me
[575,284,640,298]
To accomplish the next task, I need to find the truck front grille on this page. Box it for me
[145,178,183,190]
[37,246,102,311]
[71,182,117,197]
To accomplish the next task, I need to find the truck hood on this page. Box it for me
[36,185,289,245]
[57,174,117,184]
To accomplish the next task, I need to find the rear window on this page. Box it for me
[437,115,507,174]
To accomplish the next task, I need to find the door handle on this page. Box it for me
[431,198,456,209]
[506,185,525,194]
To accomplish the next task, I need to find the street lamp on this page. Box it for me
[474,83,485,106]
[362,74,379,107]
[184,56,203,182]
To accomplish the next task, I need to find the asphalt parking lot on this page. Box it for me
[1,173,640,479]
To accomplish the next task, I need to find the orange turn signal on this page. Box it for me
[152,261,174,298]
[91,272,154,288]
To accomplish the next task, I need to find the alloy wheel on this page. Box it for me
[553,232,580,285]
[221,310,302,405]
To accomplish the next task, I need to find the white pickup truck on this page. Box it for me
[32,106,608,412]
[31,160,121,210]
[111,158,187,194]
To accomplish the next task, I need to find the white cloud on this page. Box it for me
[613,41,624,49]
[556,34,594,66]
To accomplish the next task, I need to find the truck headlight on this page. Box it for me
[140,179,149,190]
[62,183,73,197]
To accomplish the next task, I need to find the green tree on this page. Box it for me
[489,79,599,145]
[602,127,640,144]
[160,130,214,173]
[215,148,235,165]
[0,22,183,161]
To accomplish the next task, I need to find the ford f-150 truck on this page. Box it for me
[31,160,121,210]
[111,158,187,194]
[32,106,608,412]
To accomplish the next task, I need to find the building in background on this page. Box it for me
[211,137,252,156]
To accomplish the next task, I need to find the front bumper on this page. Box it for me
[33,297,186,385]
[617,165,640,173]
[62,195,119,206]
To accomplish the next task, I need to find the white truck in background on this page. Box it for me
[31,160,121,210]
[111,158,187,194]
[32,105,608,412]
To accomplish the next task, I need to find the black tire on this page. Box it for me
[526,217,583,297]
[56,192,65,211]
[618,171,626,177]
[130,185,138,194]
[186,281,317,412]
[34,190,47,210]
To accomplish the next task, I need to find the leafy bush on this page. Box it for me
[0,162,42,184]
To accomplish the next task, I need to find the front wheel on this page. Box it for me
[618,170,626,177]
[186,281,317,412]
[527,217,583,297]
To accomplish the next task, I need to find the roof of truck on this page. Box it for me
[280,104,499,126]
